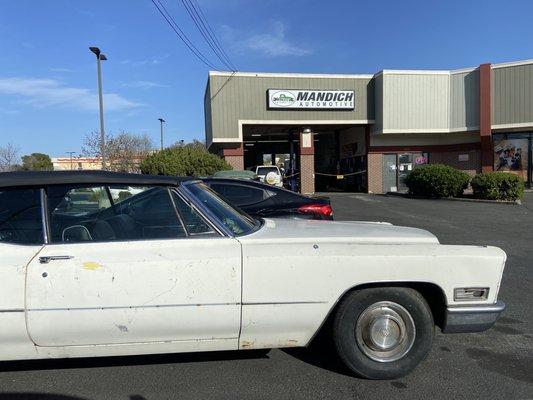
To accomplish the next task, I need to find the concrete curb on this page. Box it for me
[385,192,521,205]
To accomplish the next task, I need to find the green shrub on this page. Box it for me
[140,146,232,176]
[404,164,470,198]
[471,172,524,201]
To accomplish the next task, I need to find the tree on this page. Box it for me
[82,131,154,173]
[0,143,20,172]
[21,153,53,171]
[140,144,231,176]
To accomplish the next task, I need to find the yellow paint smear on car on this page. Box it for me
[83,262,103,271]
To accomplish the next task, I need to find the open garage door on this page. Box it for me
[241,124,368,193]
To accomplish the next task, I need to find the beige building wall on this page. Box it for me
[52,157,102,171]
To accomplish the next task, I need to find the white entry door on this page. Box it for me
[25,184,242,347]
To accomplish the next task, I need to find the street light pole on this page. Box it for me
[66,151,76,170]
[158,118,166,150]
[89,46,108,170]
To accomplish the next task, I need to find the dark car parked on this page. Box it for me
[203,178,333,220]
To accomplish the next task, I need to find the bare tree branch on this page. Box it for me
[0,143,20,172]
[82,131,154,172]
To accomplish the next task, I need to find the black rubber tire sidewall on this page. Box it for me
[333,287,434,380]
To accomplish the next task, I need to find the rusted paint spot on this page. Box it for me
[288,339,298,344]
[241,340,255,348]
[116,324,128,332]
[83,262,103,271]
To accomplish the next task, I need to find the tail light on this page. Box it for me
[297,204,333,218]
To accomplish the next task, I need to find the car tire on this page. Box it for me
[332,287,434,379]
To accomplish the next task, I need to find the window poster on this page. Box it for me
[494,138,529,180]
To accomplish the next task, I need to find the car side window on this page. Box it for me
[210,183,269,206]
[0,188,43,245]
[171,192,216,236]
[48,185,187,243]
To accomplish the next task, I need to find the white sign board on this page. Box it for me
[267,89,355,110]
[458,154,469,162]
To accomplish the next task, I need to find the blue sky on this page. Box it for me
[1,0,532,158]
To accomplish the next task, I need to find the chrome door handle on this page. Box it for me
[39,255,74,264]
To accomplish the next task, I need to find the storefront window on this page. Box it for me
[493,132,532,184]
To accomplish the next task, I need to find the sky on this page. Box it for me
[1,0,532,158]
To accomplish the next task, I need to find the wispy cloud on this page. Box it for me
[121,80,168,89]
[50,67,73,73]
[222,21,313,58]
[0,107,20,115]
[0,78,142,112]
[120,54,170,67]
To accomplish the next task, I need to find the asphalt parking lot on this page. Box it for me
[0,193,532,400]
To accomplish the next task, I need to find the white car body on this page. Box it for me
[0,171,506,371]
[254,165,283,187]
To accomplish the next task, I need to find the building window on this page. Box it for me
[493,132,532,184]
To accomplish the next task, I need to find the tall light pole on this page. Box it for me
[89,46,107,170]
[66,151,76,170]
[158,118,166,150]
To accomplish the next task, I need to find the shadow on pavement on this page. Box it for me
[0,349,270,373]
[282,327,353,378]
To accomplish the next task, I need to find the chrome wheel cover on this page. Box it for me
[355,301,416,363]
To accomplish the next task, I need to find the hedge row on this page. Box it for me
[404,164,524,201]
[404,164,470,198]
[471,172,524,201]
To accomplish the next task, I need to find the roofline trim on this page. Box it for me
[209,71,375,79]
[209,119,374,145]
[491,59,533,69]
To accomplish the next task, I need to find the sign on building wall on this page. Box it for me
[267,89,355,110]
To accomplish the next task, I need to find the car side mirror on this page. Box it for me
[62,225,93,242]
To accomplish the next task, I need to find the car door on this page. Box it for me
[208,182,275,216]
[25,184,242,347]
[0,187,45,358]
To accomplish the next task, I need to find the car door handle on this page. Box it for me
[39,255,74,264]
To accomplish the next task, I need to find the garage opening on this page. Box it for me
[242,124,368,193]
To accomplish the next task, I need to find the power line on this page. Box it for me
[191,0,236,71]
[150,0,221,70]
[180,0,237,71]
[180,0,230,70]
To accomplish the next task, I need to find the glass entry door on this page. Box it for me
[382,154,397,192]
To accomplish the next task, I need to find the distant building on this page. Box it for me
[52,157,103,171]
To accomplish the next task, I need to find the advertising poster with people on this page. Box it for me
[494,138,528,180]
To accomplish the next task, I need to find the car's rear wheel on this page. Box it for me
[333,287,434,379]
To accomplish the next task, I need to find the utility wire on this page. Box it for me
[181,0,237,71]
[191,0,236,71]
[150,0,221,70]
[181,0,231,70]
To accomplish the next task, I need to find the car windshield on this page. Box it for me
[183,182,258,235]
[256,166,279,175]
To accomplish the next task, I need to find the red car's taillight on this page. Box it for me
[297,204,333,218]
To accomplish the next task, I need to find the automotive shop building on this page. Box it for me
[204,59,533,194]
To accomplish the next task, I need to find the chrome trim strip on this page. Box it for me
[166,187,190,236]
[27,302,240,312]
[0,309,24,313]
[447,300,506,314]
[243,301,328,306]
[39,188,49,244]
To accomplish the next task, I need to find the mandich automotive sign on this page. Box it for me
[267,89,355,110]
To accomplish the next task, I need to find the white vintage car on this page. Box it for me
[0,171,506,379]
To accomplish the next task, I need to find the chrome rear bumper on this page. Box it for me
[442,300,506,333]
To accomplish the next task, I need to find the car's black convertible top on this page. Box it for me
[0,170,191,188]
